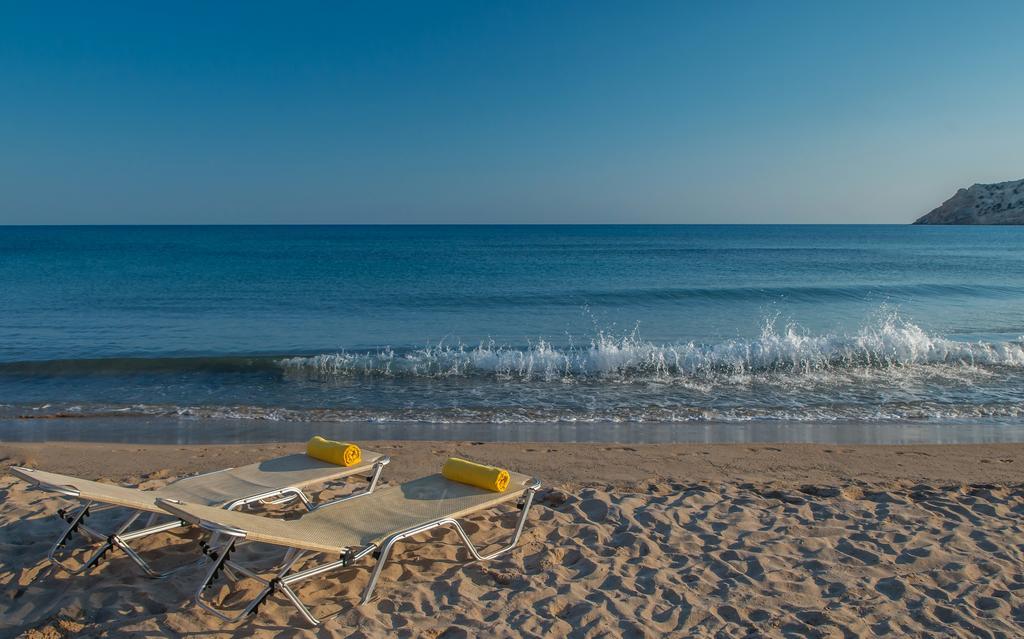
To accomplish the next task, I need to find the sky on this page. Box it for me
[1,1,1023,224]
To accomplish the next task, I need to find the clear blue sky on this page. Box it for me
[2,1,1022,224]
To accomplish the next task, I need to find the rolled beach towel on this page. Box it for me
[442,457,510,492]
[306,436,361,467]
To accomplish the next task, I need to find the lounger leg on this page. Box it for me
[277,583,322,626]
[237,551,308,620]
[194,537,331,624]
[360,539,398,605]
[194,538,242,622]
[365,459,385,494]
[49,504,192,578]
[452,487,537,561]
[48,509,144,573]
[358,487,538,604]
[278,546,375,624]
[111,518,197,578]
[47,502,98,574]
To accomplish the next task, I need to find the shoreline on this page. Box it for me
[5,416,1024,446]
[4,440,1024,489]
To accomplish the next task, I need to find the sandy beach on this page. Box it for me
[0,440,1022,638]
[7,0,1024,635]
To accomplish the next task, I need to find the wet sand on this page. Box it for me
[2,441,1023,637]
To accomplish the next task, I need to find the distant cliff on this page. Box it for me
[914,179,1024,224]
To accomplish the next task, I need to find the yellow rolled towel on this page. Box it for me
[442,457,510,492]
[306,436,361,467]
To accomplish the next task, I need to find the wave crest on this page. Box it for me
[277,315,1024,382]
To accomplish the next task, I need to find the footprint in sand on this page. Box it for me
[974,596,1006,612]
[895,546,931,564]
[578,498,610,522]
[835,538,880,565]
[716,605,742,623]
[875,576,906,600]
[748,609,771,622]
[796,610,831,627]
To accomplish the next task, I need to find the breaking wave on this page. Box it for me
[3,313,1024,426]
[278,315,1024,382]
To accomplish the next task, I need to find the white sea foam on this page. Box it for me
[7,399,1024,424]
[277,315,1024,382]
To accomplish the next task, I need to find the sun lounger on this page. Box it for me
[9,451,390,578]
[156,468,541,626]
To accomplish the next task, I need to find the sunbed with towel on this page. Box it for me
[156,458,540,626]
[10,438,389,578]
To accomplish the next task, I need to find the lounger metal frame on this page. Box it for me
[14,456,390,579]
[168,478,540,627]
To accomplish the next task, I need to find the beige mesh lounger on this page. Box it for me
[156,468,541,626]
[9,451,389,578]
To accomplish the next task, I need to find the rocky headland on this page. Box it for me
[914,178,1024,224]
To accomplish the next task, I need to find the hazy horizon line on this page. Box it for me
[0,222,919,227]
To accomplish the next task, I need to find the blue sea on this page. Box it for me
[2,225,1024,430]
